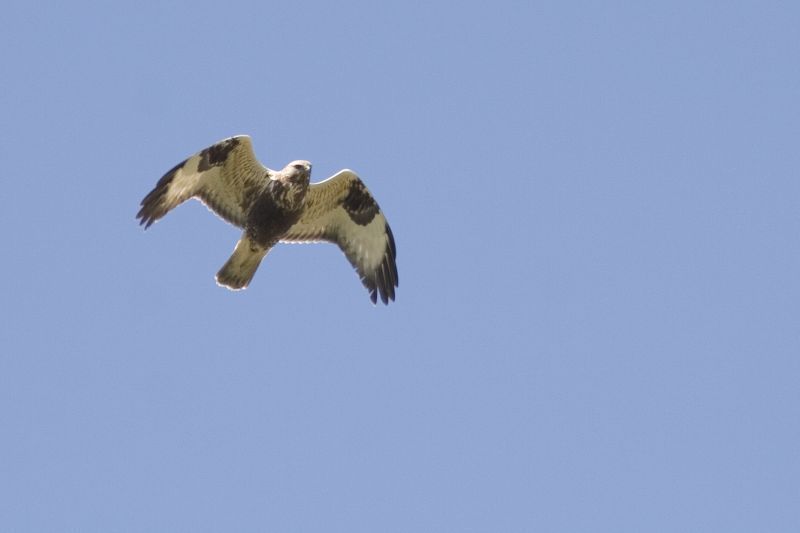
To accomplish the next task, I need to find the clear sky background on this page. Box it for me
[1,1,798,531]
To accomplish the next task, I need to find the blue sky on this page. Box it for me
[1,1,799,531]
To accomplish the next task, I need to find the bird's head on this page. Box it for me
[274,160,312,208]
[283,160,312,187]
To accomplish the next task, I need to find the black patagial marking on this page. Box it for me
[343,181,379,226]
[198,137,240,172]
[136,158,188,228]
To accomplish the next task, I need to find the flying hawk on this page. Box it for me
[137,135,398,304]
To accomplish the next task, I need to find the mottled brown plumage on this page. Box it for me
[137,135,398,304]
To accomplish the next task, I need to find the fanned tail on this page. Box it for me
[215,235,270,290]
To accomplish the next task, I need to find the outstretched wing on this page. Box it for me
[137,135,270,229]
[282,170,398,304]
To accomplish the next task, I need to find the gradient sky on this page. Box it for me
[2,1,799,531]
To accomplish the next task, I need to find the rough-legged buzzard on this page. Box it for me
[137,136,398,304]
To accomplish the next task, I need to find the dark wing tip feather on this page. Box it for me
[358,263,393,305]
[136,159,186,229]
[358,257,394,305]
[368,224,398,305]
[384,222,398,287]
[360,272,378,304]
[386,223,397,260]
[380,254,397,304]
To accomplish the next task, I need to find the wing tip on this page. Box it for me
[136,157,189,229]
[136,202,160,229]
[364,249,398,306]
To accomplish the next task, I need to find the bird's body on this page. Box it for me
[137,136,397,304]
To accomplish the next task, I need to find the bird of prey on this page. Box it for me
[136,135,398,304]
